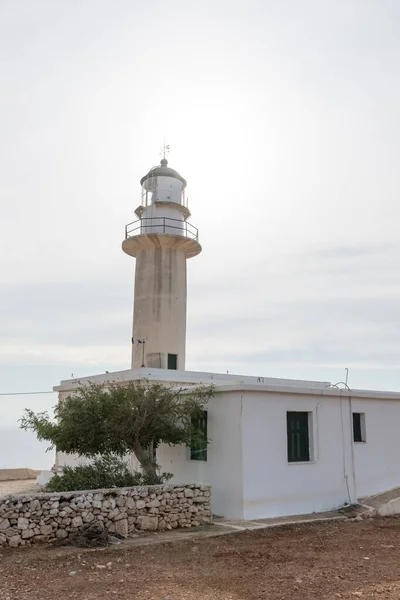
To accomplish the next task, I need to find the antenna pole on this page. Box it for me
[160,140,170,160]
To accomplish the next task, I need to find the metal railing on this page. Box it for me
[125,217,199,241]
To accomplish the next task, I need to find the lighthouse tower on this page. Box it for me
[122,156,201,370]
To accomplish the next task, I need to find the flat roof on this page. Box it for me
[53,367,400,400]
[54,367,329,392]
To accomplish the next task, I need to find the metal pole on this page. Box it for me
[141,340,145,367]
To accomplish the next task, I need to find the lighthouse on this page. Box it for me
[122,156,201,370]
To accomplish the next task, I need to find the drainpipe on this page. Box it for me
[348,395,357,503]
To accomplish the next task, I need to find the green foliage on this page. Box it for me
[45,454,172,493]
[21,380,214,484]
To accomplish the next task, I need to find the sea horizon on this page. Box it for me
[0,427,54,470]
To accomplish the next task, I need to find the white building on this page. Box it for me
[53,156,400,520]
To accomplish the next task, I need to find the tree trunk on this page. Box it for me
[133,442,160,485]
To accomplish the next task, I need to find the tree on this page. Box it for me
[20,380,214,484]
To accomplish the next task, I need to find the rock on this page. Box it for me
[108,508,120,520]
[0,519,10,531]
[138,516,158,531]
[146,499,160,508]
[69,571,77,576]
[184,489,194,498]
[107,535,121,545]
[96,564,107,569]
[56,529,68,540]
[114,518,128,538]
[136,500,146,510]
[9,536,21,548]
[30,499,40,511]
[125,497,135,509]
[83,513,95,524]
[21,529,34,540]
[17,517,29,530]
[72,516,83,528]
[40,525,53,536]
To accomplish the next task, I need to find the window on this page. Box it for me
[190,411,208,461]
[168,353,177,370]
[353,413,366,442]
[287,411,310,462]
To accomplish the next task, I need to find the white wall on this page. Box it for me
[352,397,400,499]
[241,391,356,519]
[157,391,244,519]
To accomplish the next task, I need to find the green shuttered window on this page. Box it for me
[287,411,310,462]
[190,411,208,461]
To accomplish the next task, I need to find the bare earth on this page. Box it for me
[1,518,400,599]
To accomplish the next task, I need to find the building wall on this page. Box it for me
[241,391,356,520]
[351,397,400,499]
[241,390,400,520]
[157,391,244,519]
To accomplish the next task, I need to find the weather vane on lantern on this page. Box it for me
[160,140,170,161]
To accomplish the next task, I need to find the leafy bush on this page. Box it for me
[45,454,172,492]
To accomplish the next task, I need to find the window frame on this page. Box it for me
[287,411,312,463]
[352,412,366,443]
[190,410,208,462]
[167,353,178,370]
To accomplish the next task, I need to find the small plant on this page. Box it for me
[45,454,172,492]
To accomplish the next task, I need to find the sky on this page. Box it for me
[1,0,400,468]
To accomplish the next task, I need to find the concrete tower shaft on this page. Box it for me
[122,158,201,370]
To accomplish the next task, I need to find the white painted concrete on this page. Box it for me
[351,397,400,499]
[157,390,244,519]
[53,371,400,520]
[241,391,355,519]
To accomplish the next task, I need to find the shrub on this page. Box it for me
[45,454,172,492]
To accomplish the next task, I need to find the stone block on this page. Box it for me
[9,536,21,547]
[125,497,135,509]
[108,508,120,520]
[146,499,160,508]
[0,519,10,531]
[158,519,167,531]
[136,500,146,510]
[114,513,127,522]
[56,529,68,540]
[71,517,83,528]
[22,529,34,540]
[114,518,128,538]
[40,525,53,536]
[137,516,158,531]
[83,513,95,523]
[17,517,29,530]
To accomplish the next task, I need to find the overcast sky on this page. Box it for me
[1,0,400,467]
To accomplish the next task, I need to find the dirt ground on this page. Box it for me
[1,518,400,600]
[0,480,39,497]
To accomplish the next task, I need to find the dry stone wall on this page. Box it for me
[0,483,211,548]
